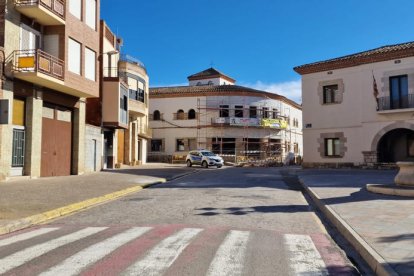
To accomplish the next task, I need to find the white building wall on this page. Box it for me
[149,94,303,161]
[189,77,234,86]
[301,56,414,166]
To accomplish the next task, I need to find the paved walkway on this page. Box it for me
[0,164,196,226]
[298,169,414,276]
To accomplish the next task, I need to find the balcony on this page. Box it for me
[15,0,65,25]
[378,95,414,113]
[211,117,288,129]
[128,97,147,116]
[138,125,152,139]
[11,49,92,98]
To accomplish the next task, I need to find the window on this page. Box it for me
[207,81,213,85]
[323,85,339,104]
[188,109,196,120]
[272,108,278,119]
[85,47,96,81]
[151,139,163,152]
[390,75,409,109]
[196,82,202,86]
[249,106,257,118]
[219,105,229,118]
[68,38,81,75]
[176,109,185,120]
[153,110,161,121]
[325,138,340,157]
[294,143,299,154]
[69,0,82,19]
[85,0,96,30]
[234,105,243,118]
[119,93,128,125]
[262,107,269,118]
[176,139,185,151]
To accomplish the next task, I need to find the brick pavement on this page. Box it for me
[298,169,414,275]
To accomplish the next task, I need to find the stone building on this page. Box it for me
[295,41,414,167]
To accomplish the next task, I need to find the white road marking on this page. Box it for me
[284,234,328,276]
[0,227,107,274]
[0,228,59,248]
[40,227,152,276]
[206,230,250,276]
[123,228,203,275]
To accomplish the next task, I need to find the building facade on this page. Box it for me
[0,0,100,179]
[295,41,414,167]
[85,21,150,171]
[149,68,302,164]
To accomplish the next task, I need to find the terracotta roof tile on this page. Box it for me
[187,67,235,82]
[149,85,301,109]
[294,41,414,75]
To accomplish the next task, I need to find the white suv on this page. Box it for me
[186,150,224,168]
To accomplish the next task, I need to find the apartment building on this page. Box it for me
[85,21,150,171]
[0,0,99,179]
[295,41,414,167]
[149,68,302,164]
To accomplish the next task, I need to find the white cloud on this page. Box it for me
[242,80,302,104]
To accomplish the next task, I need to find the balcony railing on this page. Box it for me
[103,67,119,78]
[129,89,145,103]
[378,95,414,111]
[149,113,164,121]
[15,0,65,21]
[12,49,64,81]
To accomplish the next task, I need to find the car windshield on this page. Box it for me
[201,151,215,157]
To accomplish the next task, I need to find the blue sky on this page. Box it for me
[101,0,414,102]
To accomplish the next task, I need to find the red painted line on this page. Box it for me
[164,227,227,276]
[81,224,183,276]
[311,234,355,275]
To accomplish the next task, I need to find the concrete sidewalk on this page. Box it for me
[0,164,197,234]
[298,169,414,276]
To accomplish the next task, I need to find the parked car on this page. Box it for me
[186,150,224,168]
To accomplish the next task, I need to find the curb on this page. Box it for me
[298,178,398,276]
[0,178,167,236]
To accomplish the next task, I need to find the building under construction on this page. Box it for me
[148,68,302,165]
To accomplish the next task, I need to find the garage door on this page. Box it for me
[41,105,72,177]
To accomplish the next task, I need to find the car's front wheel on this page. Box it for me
[202,161,208,168]
[217,165,222,168]
[186,160,192,167]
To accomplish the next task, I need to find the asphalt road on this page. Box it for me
[0,167,359,275]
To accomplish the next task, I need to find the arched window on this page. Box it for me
[196,82,202,86]
[153,110,161,121]
[207,81,213,86]
[188,109,196,120]
[177,109,185,120]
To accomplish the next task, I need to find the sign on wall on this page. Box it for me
[230,118,260,126]
[261,118,288,129]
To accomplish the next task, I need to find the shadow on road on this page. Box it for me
[195,205,312,216]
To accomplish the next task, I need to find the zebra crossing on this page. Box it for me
[0,225,353,276]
